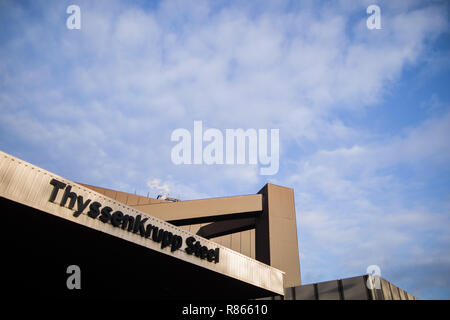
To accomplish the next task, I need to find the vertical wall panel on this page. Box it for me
[263,275,417,300]
[341,276,369,300]
[317,280,341,300]
[381,278,392,300]
[399,289,407,300]
[231,233,240,252]
[223,234,231,248]
[284,287,294,300]
[390,283,400,300]
[294,284,316,300]
[214,234,231,248]
[213,235,222,246]
[125,194,140,205]
[250,229,255,259]
[115,191,128,205]
[137,195,151,205]
[241,230,251,258]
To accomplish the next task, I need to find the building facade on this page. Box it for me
[0,150,417,299]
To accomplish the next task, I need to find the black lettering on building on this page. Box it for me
[111,210,123,227]
[171,235,182,252]
[99,206,112,223]
[161,231,173,249]
[88,201,102,219]
[61,185,77,209]
[185,236,196,255]
[47,179,220,263]
[133,215,148,236]
[121,214,135,232]
[49,179,66,202]
[145,224,153,238]
[152,227,164,243]
[74,195,91,217]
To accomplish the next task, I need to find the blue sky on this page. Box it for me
[1,0,449,299]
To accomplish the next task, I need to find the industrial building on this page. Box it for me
[0,150,416,299]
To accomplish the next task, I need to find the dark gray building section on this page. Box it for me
[294,284,316,300]
[341,276,370,300]
[317,280,341,300]
[261,275,418,300]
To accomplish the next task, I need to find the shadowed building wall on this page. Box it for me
[261,275,418,300]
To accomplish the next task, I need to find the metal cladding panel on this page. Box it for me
[390,283,401,300]
[281,275,418,300]
[317,280,341,300]
[294,284,316,300]
[381,278,393,300]
[399,289,407,300]
[341,276,368,300]
[0,151,284,296]
[284,287,294,300]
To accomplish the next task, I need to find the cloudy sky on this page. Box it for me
[1,0,449,299]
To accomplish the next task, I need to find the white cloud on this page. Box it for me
[291,109,450,291]
[1,0,449,297]
[147,178,170,195]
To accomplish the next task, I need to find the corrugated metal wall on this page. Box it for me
[181,223,256,259]
[259,275,418,300]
